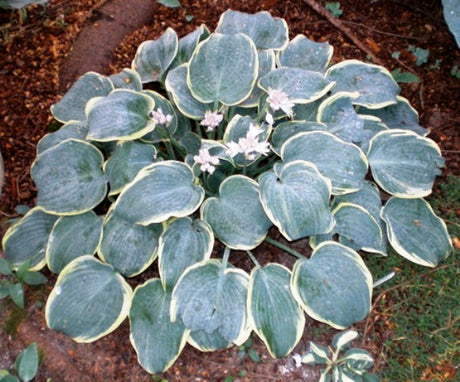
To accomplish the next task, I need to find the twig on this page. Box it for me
[343,20,424,41]
[301,0,386,66]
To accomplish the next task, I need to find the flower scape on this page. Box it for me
[1,10,453,375]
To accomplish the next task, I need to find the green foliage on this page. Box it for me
[1,10,452,375]
[408,45,429,66]
[390,68,420,84]
[238,337,261,363]
[156,0,181,8]
[0,258,47,309]
[451,65,460,78]
[0,343,39,382]
[299,330,380,381]
[325,2,343,18]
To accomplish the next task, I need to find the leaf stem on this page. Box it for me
[246,250,261,268]
[264,237,305,259]
[222,247,231,269]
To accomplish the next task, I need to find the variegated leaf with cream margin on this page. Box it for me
[111,160,205,225]
[248,263,305,357]
[31,139,107,215]
[45,256,132,343]
[188,33,258,106]
[171,259,251,350]
[326,59,400,109]
[129,279,189,374]
[367,129,444,198]
[291,241,373,329]
[381,197,452,267]
[2,207,58,271]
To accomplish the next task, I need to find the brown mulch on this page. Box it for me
[0,0,459,381]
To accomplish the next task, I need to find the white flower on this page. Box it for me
[200,110,223,131]
[193,148,220,174]
[265,111,274,126]
[226,123,270,160]
[267,88,295,117]
[150,108,173,125]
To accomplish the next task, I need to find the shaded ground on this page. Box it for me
[0,0,459,381]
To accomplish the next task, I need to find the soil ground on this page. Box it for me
[0,0,459,381]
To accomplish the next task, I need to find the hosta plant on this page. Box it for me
[298,330,379,382]
[2,10,453,374]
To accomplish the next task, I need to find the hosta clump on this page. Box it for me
[2,10,453,374]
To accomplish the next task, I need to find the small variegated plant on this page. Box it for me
[2,10,453,375]
[298,330,380,382]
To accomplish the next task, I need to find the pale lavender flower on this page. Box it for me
[200,110,224,132]
[193,148,220,174]
[226,124,270,160]
[267,88,295,117]
[150,108,173,125]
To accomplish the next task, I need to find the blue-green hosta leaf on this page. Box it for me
[215,10,289,50]
[271,121,327,154]
[104,141,157,195]
[355,115,388,153]
[333,181,382,222]
[277,34,333,73]
[381,197,453,267]
[171,259,251,346]
[258,161,334,241]
[46,211,103,274]
[86,89,155,142]
[201,175,272,250]
[98,211,162,277]
[109,68,142,91]
[358,95,428,136]
[112,161,204,225]
[2,208,58,270]
[223,115,270,167]
[131,27,178,83]
[249,264,305,358]
[326,60,399,109]
[259,67,335,104]
[240,50,276,108]
[317,91,367,143]
[292,96,326,122]
[31,139,107,215]
[141,90,178,142]
[442,0,460,47]
[367,130,444,198]
[165,64,215,119]
[188,33,258,106]
[187,328,233,351]
[45,256,132,342]
[51,72,113,123]
[170,25,211,69]
[129,279,189,374]
[281,131,368,195]
[158,217,213,290]
[291,241,373,329]
[37,121,88,154]
[332,203,387,255]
